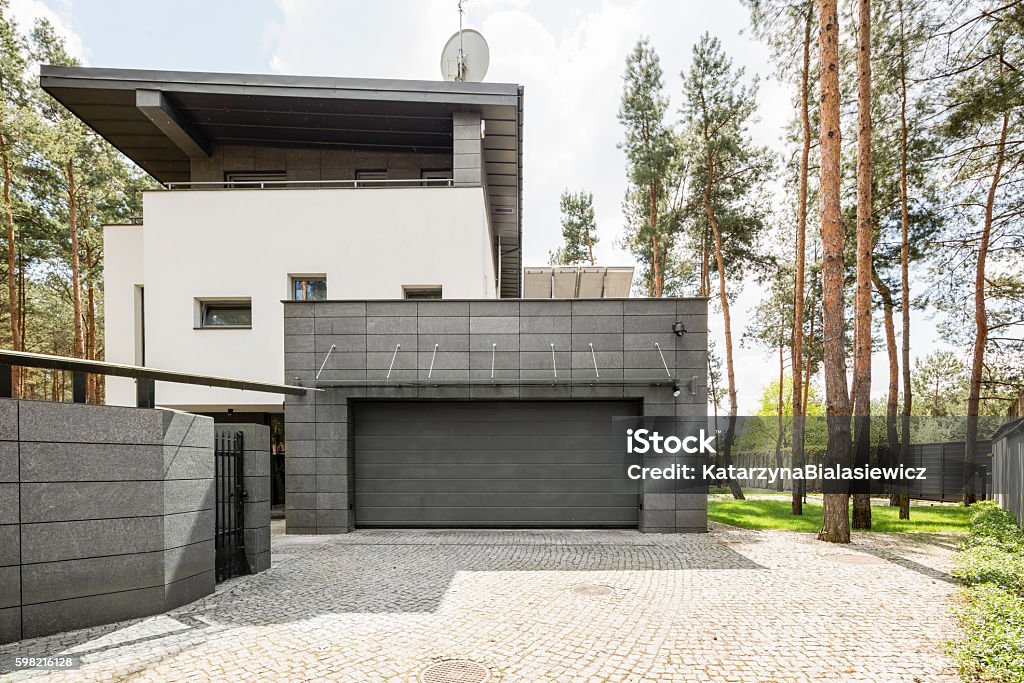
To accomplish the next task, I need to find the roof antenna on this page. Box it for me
[457,0,466,81]
[440,2,489,82]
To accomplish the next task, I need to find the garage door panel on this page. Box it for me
[357,435,617,451]
[357,477,635,495]
[352,449,627,466]
[357,402,632,422]
[355,420,618,437]
[359,505,640,526]
[356,493,640,508]
[354,400,640,528]
[357,463,626,480]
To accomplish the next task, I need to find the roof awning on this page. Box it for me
[523,266,634,299]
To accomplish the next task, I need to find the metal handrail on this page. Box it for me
[163,178,456,190]
[0,349,310,396]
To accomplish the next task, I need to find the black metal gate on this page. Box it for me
[215,431,249,582]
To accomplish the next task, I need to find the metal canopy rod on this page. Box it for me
[386,343,401,380]
[589,342,599,379]
[315,344,336,380]
[0,349,309,395]
[428,343,439,379]
[654,342,672,378]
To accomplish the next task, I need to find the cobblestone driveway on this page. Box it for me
[1,522,962,682]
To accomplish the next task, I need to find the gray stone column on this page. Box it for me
[453,112,482,186]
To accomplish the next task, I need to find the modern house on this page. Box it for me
[40,66,523,422]
[41,65,710,533]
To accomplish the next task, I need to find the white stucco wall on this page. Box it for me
[103,224,145,407]
[104,186,495,410]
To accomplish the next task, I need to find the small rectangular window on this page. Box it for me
[199,301,252,328]
[403,286,443,300]
[292,277,327,301]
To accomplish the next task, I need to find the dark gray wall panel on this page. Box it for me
[354,400,640,528]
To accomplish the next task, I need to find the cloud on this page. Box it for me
[259,0,945,412]
[7,0,88,63]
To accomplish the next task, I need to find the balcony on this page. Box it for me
[163,177,456,190]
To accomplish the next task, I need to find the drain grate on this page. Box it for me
[419,659,490,683]
[572,583,614,597]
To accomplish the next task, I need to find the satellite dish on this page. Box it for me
[440,28,489,82]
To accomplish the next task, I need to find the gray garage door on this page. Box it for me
[353,400,641,528]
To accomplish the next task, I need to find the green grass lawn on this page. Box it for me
[708,498,973,533]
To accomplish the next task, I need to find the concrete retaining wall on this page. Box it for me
[0,399,216,644]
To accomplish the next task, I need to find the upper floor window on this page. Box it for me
[198,299,252,329]
[292,277,327,301]
[403,285,442,300]
[355,169,387,187]
[225,172,287,188]
[421,169,452,182]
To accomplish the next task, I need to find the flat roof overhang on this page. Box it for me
[39,66,524,296]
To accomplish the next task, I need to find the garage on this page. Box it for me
[353,400,642,528]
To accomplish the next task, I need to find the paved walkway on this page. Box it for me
[1,522,962,682]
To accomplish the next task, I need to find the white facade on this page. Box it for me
[104,186,496,411]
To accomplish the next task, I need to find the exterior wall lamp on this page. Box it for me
[672,321,686,337]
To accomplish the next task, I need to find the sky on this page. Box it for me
[8,0,952,412]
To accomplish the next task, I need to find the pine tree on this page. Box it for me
[550,190,598,266]
[618,38,676,297]
[679,32,773,500]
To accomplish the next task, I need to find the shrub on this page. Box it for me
[950,501,1024,683]
[966,501,1024,554]
[954,544,1024,595]
[949,583,1024,683]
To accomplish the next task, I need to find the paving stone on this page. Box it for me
[0,523,961,682]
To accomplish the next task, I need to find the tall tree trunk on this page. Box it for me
[851,0,873,531]
[804,278,816,414]
[792,1,813,516]
[67,159,85,361]
[897,0,912,519]
[705,156,744,500]
[964,111,1008,506]
[0,113,21,397]
[86,281,97,401]
[649,181,662,297]
[775,344,786,492]
[872,268,901,506]
[817,0,851,543]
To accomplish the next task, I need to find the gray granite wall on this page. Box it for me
[214,424,272,574]
[282,298,708,535]
[0,400,216,644]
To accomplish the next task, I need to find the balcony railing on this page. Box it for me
[162,178,456,190]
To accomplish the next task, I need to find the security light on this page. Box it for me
[672,384,681,397]
[672,321,687,337]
